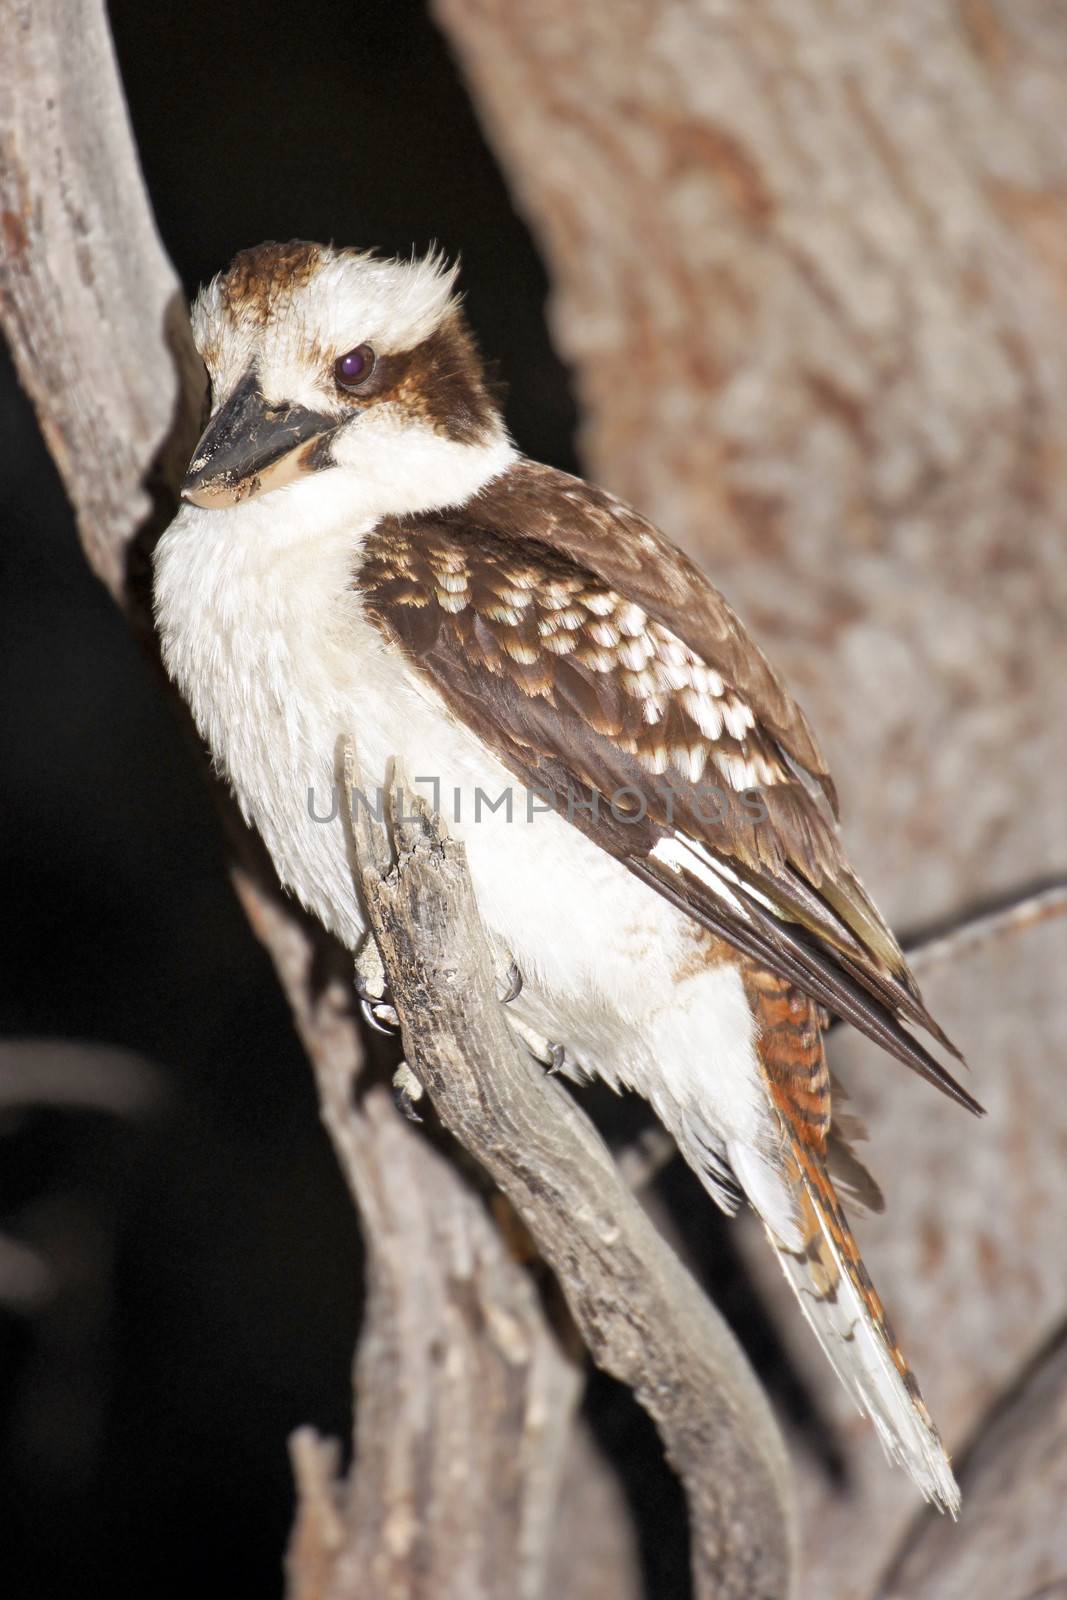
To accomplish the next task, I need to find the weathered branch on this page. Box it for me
[344,749,797,1600]
[0,1038,162,1116]
[238,882,588,1600]
[0,0,203,607]
[905,882,1067,978]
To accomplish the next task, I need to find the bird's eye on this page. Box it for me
[334,344,375,390]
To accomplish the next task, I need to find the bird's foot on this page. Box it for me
[499,958,523,1005]
[355,935,400,1035]
[545,1041,566,1075]
[506,1014,568,1076]
[393,1061,424,1123]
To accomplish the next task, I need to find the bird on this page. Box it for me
[155,239,981,1513]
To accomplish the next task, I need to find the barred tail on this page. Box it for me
[736,964,960,1513]
[771,1138,959,1513]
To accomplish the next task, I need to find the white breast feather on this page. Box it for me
[153,467,775,1181]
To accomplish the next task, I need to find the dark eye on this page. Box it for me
[334,343,375,390]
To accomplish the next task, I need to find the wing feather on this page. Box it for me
[357,461,980,1113]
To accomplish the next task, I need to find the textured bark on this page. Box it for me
[345,758,796,1600]
[0,0,204,599]
[430,0,1067,916]
[543,1419,645,1600]
[238,883,587,1600]
[343,1113,578,1600]
[431,1,1067,1594]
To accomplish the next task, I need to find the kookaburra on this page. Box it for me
[155,241,981,1512]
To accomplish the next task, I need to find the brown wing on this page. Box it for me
[476,460,838,812]
[356,464,980,1114]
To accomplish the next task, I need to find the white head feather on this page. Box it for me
[191,242,462,413]
[182,241,513,528]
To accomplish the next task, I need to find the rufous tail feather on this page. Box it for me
[740,966,960,1513]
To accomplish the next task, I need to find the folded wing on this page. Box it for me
[356,459,980,1115]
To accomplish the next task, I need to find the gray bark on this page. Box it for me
[0,0,204,595]
[431,3,1067,1593]
[344,756,797,1600]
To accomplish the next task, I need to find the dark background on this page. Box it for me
[0,5,813,1596]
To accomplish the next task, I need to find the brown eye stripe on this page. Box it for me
[215,241,498,446]
[325,315,498,445]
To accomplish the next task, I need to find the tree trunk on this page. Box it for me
[432,3,1067,1594]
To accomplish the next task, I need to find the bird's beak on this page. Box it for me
[181,370,338,508]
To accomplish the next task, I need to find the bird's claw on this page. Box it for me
[355,938,400,1035]
[361,996,400,1036]
[502,960,524,998]
[393,1062,424,1123]
[506,1013,569,1076]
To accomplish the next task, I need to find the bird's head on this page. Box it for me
[181,240,510,519]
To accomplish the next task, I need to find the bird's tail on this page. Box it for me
[769,1136,959,1512]
[735,968,960,1513]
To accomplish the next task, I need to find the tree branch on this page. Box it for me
[344,748,797,1600]
[905,882,1067,978]
[0,0,203,606]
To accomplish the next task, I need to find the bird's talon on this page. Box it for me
[361,996,400,1036]
[502,960,524,998]
[393,1062,424,1122]
[396,1087,422,1122]
[546,1042,566,1075]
